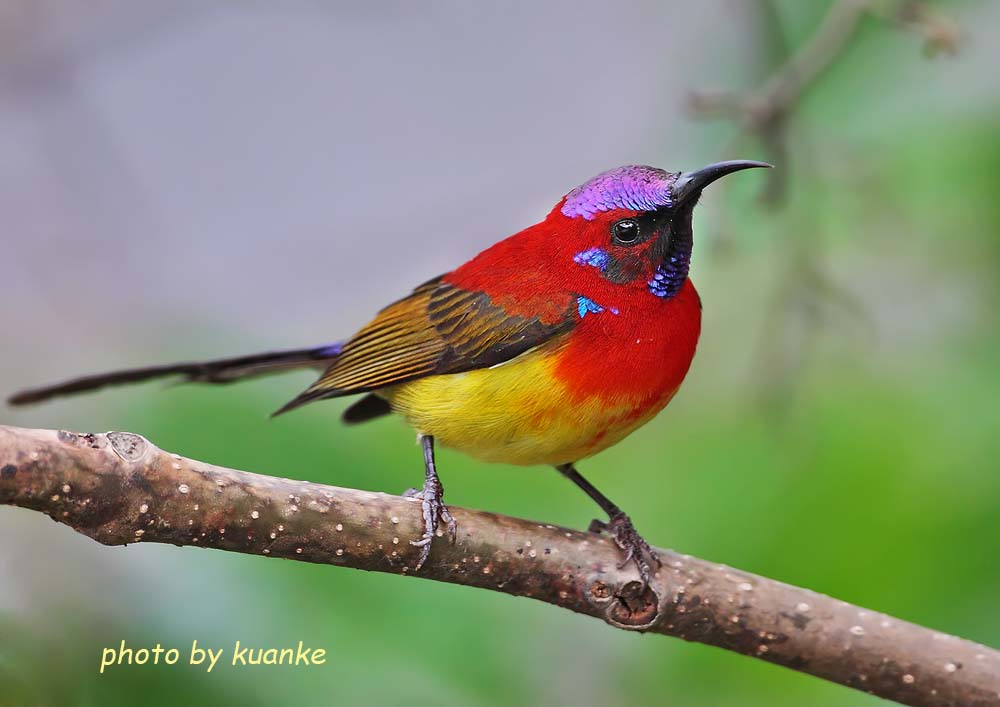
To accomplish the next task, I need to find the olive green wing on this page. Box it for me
[273,277,576,415]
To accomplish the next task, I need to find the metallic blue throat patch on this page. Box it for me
[648,226,692,299]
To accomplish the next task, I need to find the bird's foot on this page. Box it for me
[407,476,457,570]
[589,512,661,588]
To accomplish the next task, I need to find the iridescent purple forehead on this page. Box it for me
[561,165,677,220]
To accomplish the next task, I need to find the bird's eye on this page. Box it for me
[611,219,641,245]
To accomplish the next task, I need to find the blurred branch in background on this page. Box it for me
[689,0,960,203]
[688,0,962,410]
[2,424,999,707]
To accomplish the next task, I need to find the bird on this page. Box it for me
[8,160,770,585]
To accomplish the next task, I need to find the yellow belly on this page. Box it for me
[378,347,675,466]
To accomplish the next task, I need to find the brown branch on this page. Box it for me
[1,424,998,706]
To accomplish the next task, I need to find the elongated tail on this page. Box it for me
[7,343,344,406]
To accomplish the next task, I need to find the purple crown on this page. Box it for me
[561,165,676,220]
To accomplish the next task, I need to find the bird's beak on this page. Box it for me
[670,160,773,206]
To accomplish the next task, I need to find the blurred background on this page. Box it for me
[1,1,998,705]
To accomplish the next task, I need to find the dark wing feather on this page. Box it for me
[274,278,575,415]
[342,393,393,424]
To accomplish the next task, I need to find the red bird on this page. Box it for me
[9,160,770,584]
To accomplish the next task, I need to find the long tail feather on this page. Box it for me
[7,343,343,406]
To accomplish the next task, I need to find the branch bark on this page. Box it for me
[1,424,997,706]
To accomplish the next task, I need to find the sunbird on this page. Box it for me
[9,160,769,584]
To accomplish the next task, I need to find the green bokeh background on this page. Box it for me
[3,2,999,706]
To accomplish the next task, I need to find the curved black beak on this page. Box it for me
[671,160,772,206]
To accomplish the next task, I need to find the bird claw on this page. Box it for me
[409,475,457,570]
[589,512,661,588]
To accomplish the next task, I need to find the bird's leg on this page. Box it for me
[408,435,457,570]
[556,463,661,587]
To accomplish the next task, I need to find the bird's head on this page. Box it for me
[553,161,770,299]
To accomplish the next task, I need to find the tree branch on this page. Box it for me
[1,424,997,706]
